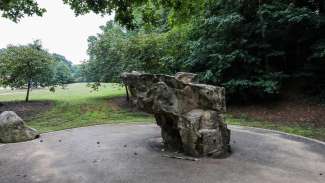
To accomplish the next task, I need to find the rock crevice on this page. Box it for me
[122,71,231,158]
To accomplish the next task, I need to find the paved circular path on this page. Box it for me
[0,124,324,183]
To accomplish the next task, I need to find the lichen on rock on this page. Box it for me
[0,111,39,143]
[122,71,231,158]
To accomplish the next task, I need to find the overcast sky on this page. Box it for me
[0,0,113,64]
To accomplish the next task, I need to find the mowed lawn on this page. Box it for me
[0,83,153,133]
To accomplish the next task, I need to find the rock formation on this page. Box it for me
[0,111,39,143]
[122,71,231,158]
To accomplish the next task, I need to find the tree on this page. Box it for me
[82,21,127,83]
[53,62,73,85]
[71,64,85,82]
[52,53,73,70]
[0,42,56,102]
[52,53,74,84]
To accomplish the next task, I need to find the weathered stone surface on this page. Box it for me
[122,71,231,158]
[175,72,198,84]
[0,111,39,143]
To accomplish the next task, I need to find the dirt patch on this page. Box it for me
[228,98,325,127]
[107,97,151,116]
[0,101,53,121]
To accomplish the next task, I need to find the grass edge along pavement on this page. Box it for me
[0,83,324,141]
[226,115,325,142]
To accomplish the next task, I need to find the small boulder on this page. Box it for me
[0,111,39,143]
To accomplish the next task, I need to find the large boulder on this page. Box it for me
[122,71,231,158]
[0,111,39,143]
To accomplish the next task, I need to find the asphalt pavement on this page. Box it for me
[0,124,324,183]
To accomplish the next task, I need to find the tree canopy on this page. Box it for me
[80,0,325,103]
[0,0,205,28]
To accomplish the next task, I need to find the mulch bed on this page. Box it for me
[107,97,151,116]
[228,98,325,128]
[108,96,325,128]
[0,101,53,121]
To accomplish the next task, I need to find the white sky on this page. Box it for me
[0,0,113,64]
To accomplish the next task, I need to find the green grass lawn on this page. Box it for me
[226,115,325,141]
[0,83,154,133]
[0,83,324,141]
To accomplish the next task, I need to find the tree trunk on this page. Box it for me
[25,80,31,102]
[125,84,130,102]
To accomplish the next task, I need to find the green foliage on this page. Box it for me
[52,53,73,70]
[62,0,140,29]
[183,0,325,101]
[64,0,206,29]
[1,0,203,29]
[81,21,127,83]
[71,64,85,82]
[0,43,55,88]
[0,0,46,22]
[81,20,192,85]
[53,62,73,85]
[52,53,74,84]
[123,32,169,73]
[80,0,325,102]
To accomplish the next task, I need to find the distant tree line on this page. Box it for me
[51,53,85,83]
